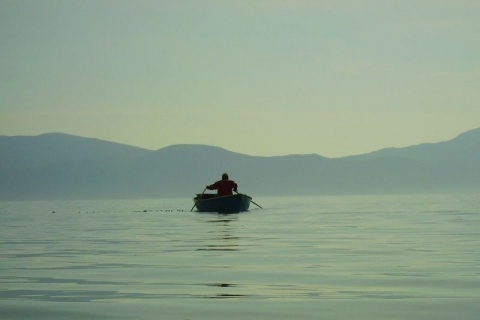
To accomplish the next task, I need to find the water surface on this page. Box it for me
[1,194,479,319]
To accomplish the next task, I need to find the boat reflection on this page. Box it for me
[203,283,248,299]
[196,215,242,252]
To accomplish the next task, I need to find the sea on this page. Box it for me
[0,194,479,320]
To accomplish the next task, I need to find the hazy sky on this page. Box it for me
[1,0,479,157]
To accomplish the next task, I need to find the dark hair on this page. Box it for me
[222,173,229,180]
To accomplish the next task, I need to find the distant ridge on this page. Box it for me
[344,127,480,166]
[0,133,149,168]
[1,128,479,200]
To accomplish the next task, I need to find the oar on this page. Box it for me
[235,191,262,209]
[191,187,207,211]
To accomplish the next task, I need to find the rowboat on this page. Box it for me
[192,193,251,213]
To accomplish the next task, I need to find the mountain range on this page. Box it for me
[1,128,479,200]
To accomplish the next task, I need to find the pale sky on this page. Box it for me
[1,0,479,157]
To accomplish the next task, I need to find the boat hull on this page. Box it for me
[193,193,251,213]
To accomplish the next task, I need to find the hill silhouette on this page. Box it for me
[1,128,479,200]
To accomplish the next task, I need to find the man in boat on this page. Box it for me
[207,173,238,196]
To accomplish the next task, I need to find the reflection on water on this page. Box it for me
[197,246,240,251]
[1,196,479,319]
[197,214,242,251]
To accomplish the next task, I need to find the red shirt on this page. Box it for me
[207,179,238,196]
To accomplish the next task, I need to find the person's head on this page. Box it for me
[222,173,229,180]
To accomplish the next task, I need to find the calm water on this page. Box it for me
[0,194,479,319]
